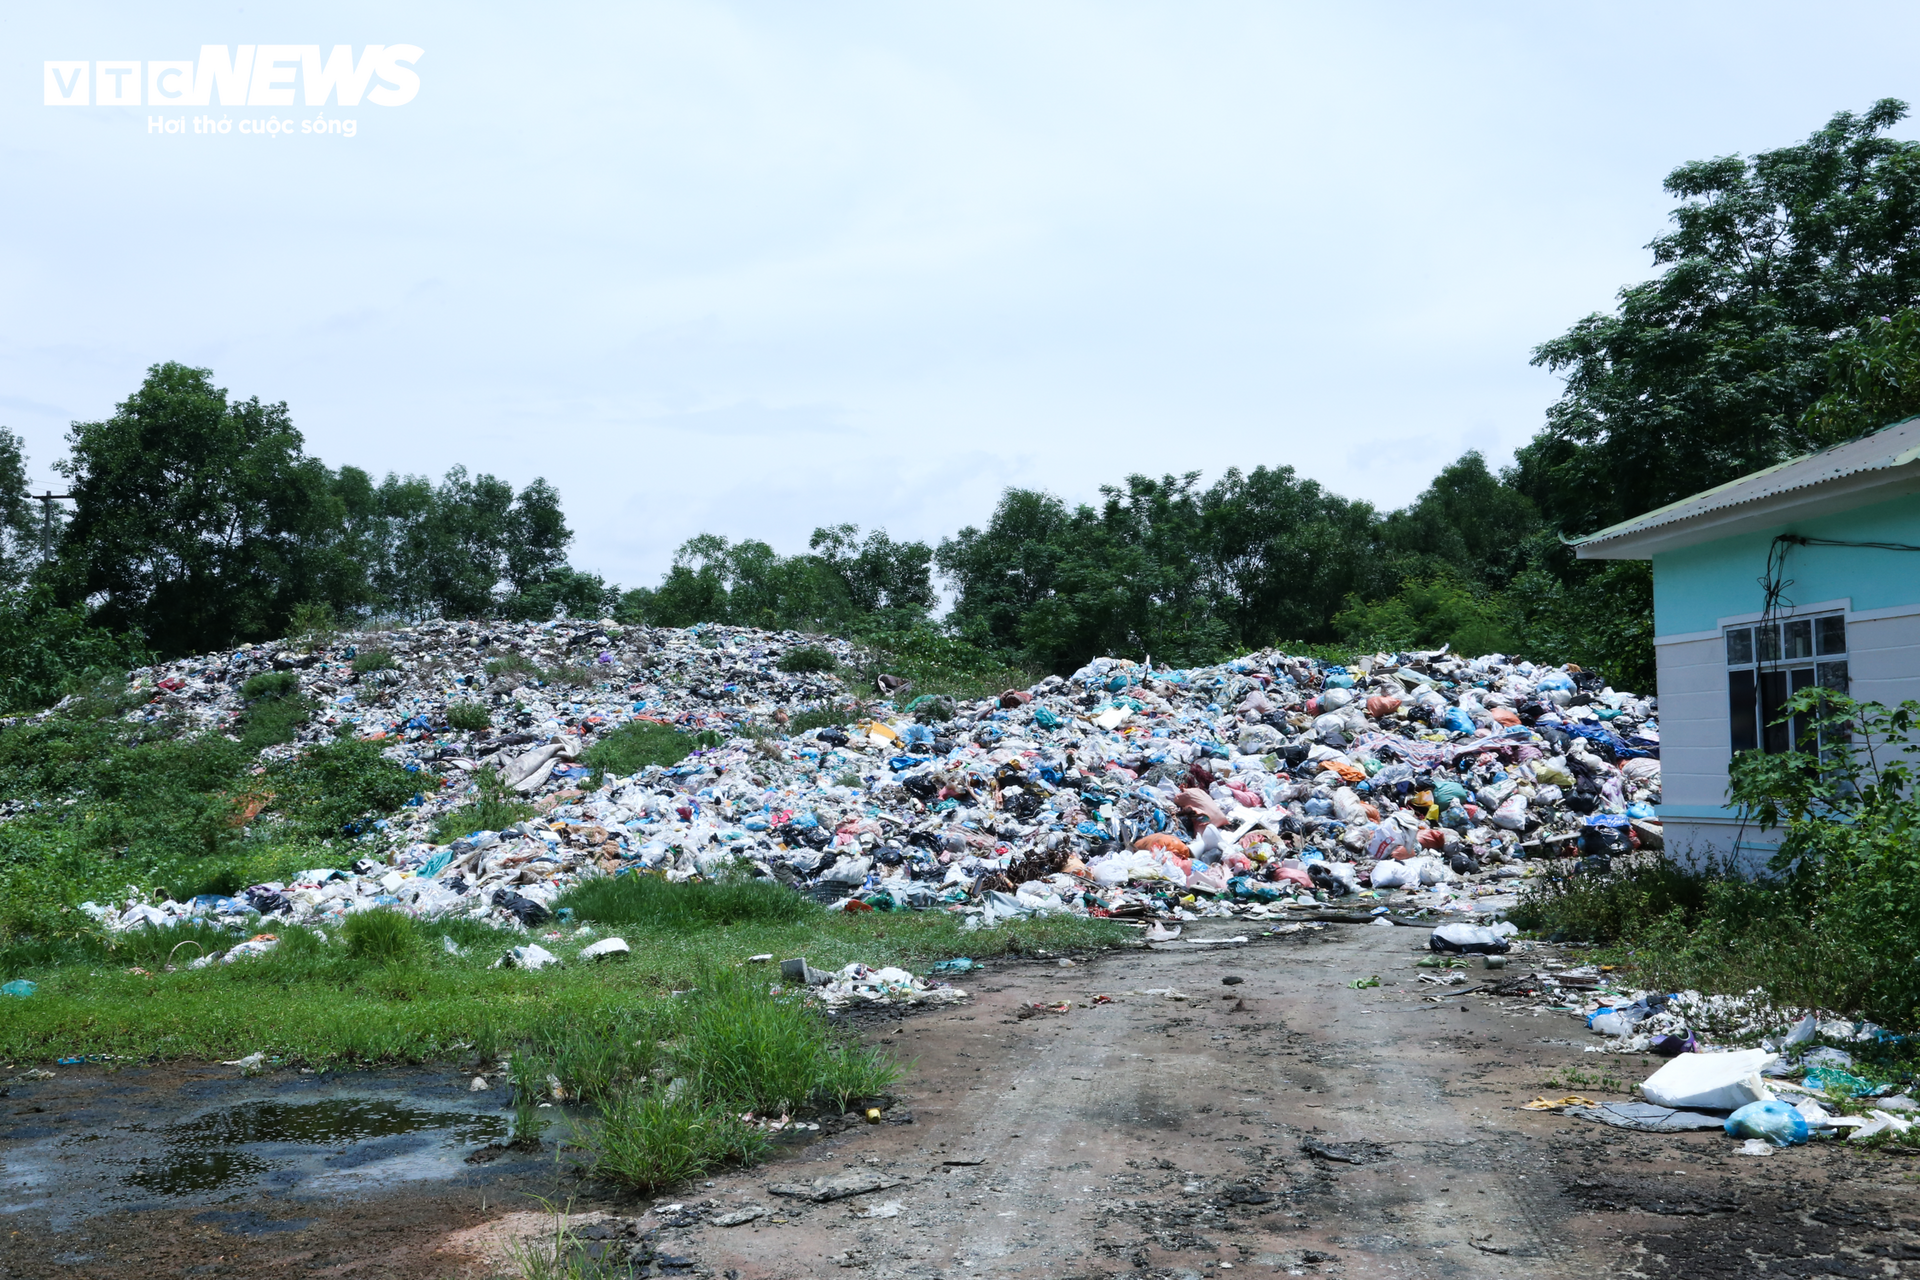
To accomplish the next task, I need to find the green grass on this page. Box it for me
[240,670,300,700]
[559,872,815,930]
[591,1086,771,1194]
[446,701,493,732]
[430,795,536,843]
[238,689,312,751]
[485,653,542,679]
[580,720,721,777]
[0,895,1130,1066]
[342,907,420,963]
[352,648,396,675]
[777,645,837,674]
[784,704,860,735]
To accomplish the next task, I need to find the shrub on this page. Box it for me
[352,649,396,675]
[446,701,492,732]
[267,739,426,838]
[777,645,837,674]
[783,704,857,736]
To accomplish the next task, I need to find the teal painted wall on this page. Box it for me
[1652,493,1920,634]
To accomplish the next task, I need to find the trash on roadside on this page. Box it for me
[1524,1095,1598,1110]
[1723,1099,1810,1147]
[496,944,560,971]
[1640,1048,1777,1111]
[929,957,979,974]
[811,963,968,1010]
[1565,1102,1725,1132]
[1428,921,1517,954]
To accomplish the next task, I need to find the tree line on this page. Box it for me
[9,100,1920,708]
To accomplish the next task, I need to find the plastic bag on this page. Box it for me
[1640,1048,1777,1111]
[1723,1099,1810,1147]
[1369,858,1419,889]
[1428,922,1513,954]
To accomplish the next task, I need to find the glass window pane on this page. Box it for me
[1817,661,1850,692]
[1790,666,1816,750]
[1757,624,1781,663]
[1816,615,1847,656]
[1729,668,1758,752]
[1725,628,1753,665]
[1761,669,1791,753]
[1784,618,1813,660]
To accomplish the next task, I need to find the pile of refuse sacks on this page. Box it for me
[78,619,1662,936]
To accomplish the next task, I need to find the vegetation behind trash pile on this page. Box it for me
[1517,691,1920,1034]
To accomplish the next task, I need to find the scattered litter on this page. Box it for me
[495,944,560,971]
[858,1201,903,1219]
[1639,1049,1776,1111]
[579,937,631,960]
[1566,1103,1726,1133]
[1723,1099,1809,1147]
[1,980,35,998]
[812,963,968,1009]
[1524,1095,1597,1110]
[223,1052,267,1072]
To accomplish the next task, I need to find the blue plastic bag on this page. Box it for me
[1723,1099,1810,1147]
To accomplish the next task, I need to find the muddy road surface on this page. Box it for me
[5,921,1919,1278]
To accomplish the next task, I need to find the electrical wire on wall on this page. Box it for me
[1731,532,1920,858]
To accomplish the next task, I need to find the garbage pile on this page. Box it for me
[69,619,1663,935]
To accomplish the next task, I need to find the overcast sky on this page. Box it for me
[9,3,1920,588]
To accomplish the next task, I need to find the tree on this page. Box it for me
[1379,452,1539,588]
[55,362,351,656]
[1519,100,1920,538]
[0,428,46,589]
[1801,307,1920,440]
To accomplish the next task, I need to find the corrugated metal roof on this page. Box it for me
[1571,415,1920,549]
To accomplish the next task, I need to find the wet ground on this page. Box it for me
[5,922,1920,1278]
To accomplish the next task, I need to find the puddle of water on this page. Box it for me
[2,1082,517,1225]
[135,1098,510,1194]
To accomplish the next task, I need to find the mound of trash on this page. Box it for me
[73,618,1661,936]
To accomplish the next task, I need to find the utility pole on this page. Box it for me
[32,491,71,564]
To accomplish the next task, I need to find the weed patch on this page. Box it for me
[777,645,837,674]
[560,872,815,930]
[446,701,492,732]
[581,721,718,777]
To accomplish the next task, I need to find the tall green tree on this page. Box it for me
[55,362,354,656]
[1518,99,1920,538]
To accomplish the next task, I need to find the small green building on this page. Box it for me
[1571,418,1920,865]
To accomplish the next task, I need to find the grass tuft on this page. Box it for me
[776,645,837,674]
[590,1086,770,1194]
[558,873,816,931]
[580,720,719,778]
[446,701,492,732]
[351,649,396,675]
[341,908,419,963]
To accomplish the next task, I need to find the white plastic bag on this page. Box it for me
[1369,859,1418,888]
[1640,1048,1777,1111]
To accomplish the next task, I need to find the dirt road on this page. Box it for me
[6,921,1919,1278]
[655,920,1920,1279]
